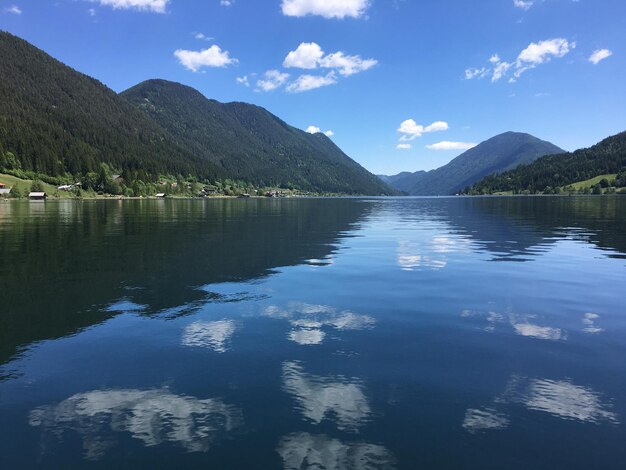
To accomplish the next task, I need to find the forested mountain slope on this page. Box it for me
[464,131,626,194]
[0,31,224,181]
[121,80,392,194]
[0,31,392,195]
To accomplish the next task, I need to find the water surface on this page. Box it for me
[1,197,625,468]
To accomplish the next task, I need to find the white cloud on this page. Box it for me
[398,119,448,142]
[88,8,96,15]
[284,42,325,69]
[256,70,291,92]
[427,141,477,151]
[220,0,233,5]
[281,0,370,19]
[491,61,513,82]
[194,32,214,41]
[513,0,534,10]
[465,67,488,80]
[306,126,334,137]
[174,45,238,72]
[589,49,613,65]
[467,38,574,83]
[284,42,377,76]
[4,5,22,14]
[517,38,573,64]
[319,51,377,76]
[236,75,250,87]
[286,72,338,93]
[396,143,412,150]
[92,0,169,13]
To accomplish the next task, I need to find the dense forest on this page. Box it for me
[0,31,392,196]
[463,131,626,195]
[0,32,226,184]
[122,80,391,194]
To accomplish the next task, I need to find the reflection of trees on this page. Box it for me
[442,197,626,261]
[384,197,626,261]
[278,432,395,470]
[0,198,368,364]
[29,388,243,460]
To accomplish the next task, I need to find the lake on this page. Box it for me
[1,196,625,469]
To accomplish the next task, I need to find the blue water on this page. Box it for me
[1,196,625,468]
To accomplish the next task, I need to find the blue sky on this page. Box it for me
[1,0,625,175]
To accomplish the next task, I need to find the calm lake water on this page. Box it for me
[1,196,625,469]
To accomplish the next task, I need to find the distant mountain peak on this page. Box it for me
[383,132,564,195]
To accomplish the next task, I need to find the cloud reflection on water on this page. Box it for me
[512,323,565,341]
[396,235,473,272]
[463,375,618,434]
[503,377,619,424]
[461,309,567,340]
[282,361,371,431]
[182,320,237,353]
[462,408,510,433]
[29,389,243,460]
[278,432,395,470]
[582,313,604,334]
[264,302,375,346]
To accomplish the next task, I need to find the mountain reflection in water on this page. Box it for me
[0,197,625,468]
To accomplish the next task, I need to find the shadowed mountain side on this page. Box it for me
[121,80,394,195]
[0,32,392,195]
[0,199,369,366]
[0,31,225,181]
[382,132,564,195]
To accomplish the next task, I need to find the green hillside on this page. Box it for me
[0,31,392,196]
[464,131,626,195]
[0,31,225,183]
[121,80,392,194]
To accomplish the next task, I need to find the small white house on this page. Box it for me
[29,192,47,200]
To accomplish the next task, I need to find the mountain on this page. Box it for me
[377,171,426,193]
[464,131,626,194]
[382,132,565,195]
[0,31,225,182]
[121,80,391,194]
[0,31,392,195]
